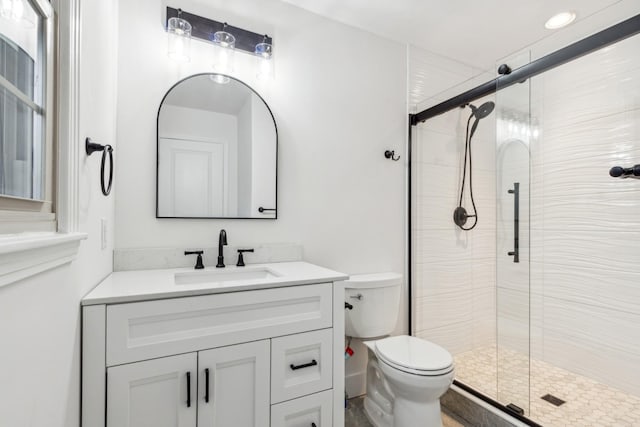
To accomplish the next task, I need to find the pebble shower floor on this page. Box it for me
[455,346,640,426]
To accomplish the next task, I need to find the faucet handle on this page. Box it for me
[236,249,254,267]
[184,250,204,269]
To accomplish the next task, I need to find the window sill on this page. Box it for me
[0,232,87,288]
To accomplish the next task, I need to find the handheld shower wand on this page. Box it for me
[453,101,495,231]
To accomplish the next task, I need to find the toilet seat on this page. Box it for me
[374,335,454,377]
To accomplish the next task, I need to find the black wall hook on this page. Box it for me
[85,137,114,196]
[384,150,400,161]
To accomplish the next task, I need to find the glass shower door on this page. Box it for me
[495,51,532,417]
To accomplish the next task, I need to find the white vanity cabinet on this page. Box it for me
[81,262,347,427]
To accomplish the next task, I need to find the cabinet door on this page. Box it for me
[198,340,270,427]
[107,353,197,427]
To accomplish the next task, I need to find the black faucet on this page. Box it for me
[184,250,204,269]
[236,249,254,267]
[216,229,228,268]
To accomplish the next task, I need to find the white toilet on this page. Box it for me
[345,273,455,427]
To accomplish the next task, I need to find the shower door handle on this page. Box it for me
[507,183,520,263]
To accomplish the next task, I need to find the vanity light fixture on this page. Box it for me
[1,0,24,22]
[211,23,236,83]
[255,36,273,81]
[165,7,275,81]
[545,11,576,29]
[167,9,192,62]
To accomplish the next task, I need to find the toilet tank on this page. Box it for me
[344,272,402,339]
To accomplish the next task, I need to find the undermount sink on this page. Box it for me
[174,266,282,286]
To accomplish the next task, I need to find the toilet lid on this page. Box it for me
[375,335,453,373]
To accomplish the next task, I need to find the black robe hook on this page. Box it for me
[384,150,400,161]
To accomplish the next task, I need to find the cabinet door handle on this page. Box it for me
[205,368,210,403]
[186,372,191,408]
[290,359,318,371]
[311,423,317,427]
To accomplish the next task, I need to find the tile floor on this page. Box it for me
[455,346,640,426]
[345,396,467,427]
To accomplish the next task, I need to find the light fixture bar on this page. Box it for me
[166,7,273,56]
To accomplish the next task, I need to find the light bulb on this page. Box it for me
[167,16,192,62]
[255,41,273,81]
[212,30,236,74]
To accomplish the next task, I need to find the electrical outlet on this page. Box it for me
[101,218,108,250]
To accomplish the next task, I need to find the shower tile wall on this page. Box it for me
[409,45,484,111]
[412,100,497,360]
[505,33,640,398]
[409,45,497,367]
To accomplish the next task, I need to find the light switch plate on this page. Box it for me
[100,218,107,250]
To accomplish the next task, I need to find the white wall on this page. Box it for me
[114,0,406,278]
[0,0,119,426]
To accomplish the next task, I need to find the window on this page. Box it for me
[0,0,55,232]
[0,0,86,288]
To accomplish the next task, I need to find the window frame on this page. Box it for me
[0,0,56,232]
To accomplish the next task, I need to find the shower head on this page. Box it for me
[470,101,495,120]
[468,101,495,140]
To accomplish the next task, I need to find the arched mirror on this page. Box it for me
[156,74,277,218]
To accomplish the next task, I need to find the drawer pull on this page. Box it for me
[290,359,318,371]
[204,368,210,403]
[186,372,191,407]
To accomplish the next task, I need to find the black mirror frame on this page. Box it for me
[155,73,278,219]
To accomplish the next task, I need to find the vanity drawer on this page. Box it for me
[106,283,332,366]
[271,389,333,427]
[271,328,333,404]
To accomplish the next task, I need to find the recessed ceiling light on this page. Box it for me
[545,11,577,30]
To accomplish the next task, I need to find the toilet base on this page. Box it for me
[393,397,443,427]
[364,395,443,427]
[363,395,393,427]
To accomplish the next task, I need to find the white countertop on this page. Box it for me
[82,261,349,305]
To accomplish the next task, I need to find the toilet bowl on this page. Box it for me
[364,336,454,427]
[344,273,455,427]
